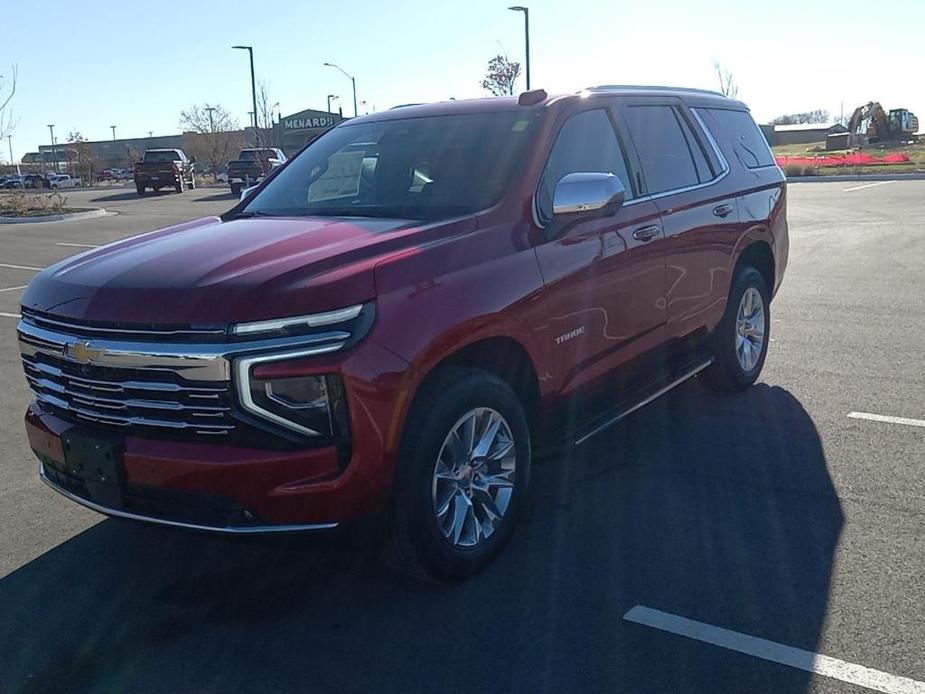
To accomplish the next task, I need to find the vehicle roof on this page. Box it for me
[347,85,747,125]
[145,148,183,152]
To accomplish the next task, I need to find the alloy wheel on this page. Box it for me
[431,408,517,548]
[735,286,766,372]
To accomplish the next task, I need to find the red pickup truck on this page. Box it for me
[18,86,787,581]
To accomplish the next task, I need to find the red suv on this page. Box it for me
[18,86,787,581]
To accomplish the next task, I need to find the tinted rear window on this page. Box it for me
[702,108,775,169]
[622,105,701,194]
[143,151,181,163]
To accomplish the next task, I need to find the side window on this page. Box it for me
[539,108,633,219]
[674,110,714,183]
[702,108,775,169]
[622,105,701,194]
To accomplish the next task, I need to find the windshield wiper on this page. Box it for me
[227,210,277,219]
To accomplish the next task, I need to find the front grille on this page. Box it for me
[20,307,227,342]
[22,352,235,436]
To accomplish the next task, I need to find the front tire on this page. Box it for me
[703,266,770,392]
[388,369,531,582]
[135,183,145,196]
[230,182,243,197]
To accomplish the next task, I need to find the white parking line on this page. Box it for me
[848,412,925,428]
[844,180,896,192]
[0,262,42,271]
[0,284,27,293]
[56,242,98,248]
[624,606,925,694]
[0,311,22,319]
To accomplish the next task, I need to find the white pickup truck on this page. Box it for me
[48,175,79,189]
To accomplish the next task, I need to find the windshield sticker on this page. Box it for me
[309,151,365,201]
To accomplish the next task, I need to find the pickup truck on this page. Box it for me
[226,147,286,197]
[48,174,78,189]
[18,87,787,581]
[133,148,195,196]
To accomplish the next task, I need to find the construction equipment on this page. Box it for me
[847,102,919,143]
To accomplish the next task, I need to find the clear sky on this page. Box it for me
[3,0,924,162]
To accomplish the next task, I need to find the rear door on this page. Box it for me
[533,105,666,397]
[617,100,743,341]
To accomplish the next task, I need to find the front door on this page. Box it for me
[533,107,668,398]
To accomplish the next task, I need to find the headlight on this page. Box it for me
[231,304,364,337]
[236,350,350,440]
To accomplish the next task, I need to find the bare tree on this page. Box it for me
[0,64,18,140]
[256,80,276,131]
[713,61,738,99]
[178,103,244,172]
[481,55,522,97]
[65,131,99,182]
[771,109,831,126]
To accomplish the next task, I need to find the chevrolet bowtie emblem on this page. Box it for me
[65,341,102,364]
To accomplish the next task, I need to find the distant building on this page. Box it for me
[22,106,346,172]
[773,122,848,146]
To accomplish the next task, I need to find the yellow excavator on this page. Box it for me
[847,102,919,142]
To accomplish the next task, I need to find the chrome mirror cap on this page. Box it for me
[553,172,626,216]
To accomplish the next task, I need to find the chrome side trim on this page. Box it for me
[235,345,345,436]
[39,466,339,533]
[18,320,351,382]
[574,358,713,446]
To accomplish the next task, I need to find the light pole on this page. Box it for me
[232,45,259,135]
[110,125,117,140]
[327,94,339,114]
[204,106,216,133]
[323,63,357,118]
[47,124,56,173]
[508,6,531,90]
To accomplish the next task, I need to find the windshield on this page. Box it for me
[242,112,538,221]
[143,151,180,162]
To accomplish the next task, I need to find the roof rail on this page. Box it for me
[390,103,424,110]
[584,85,728,98]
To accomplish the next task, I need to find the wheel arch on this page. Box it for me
[733,238,775,297]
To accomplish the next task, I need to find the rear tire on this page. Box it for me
[230,182,243,197]
[387,368,531,582]
[703,266,770,392]
[135,183,145,196]
[175,178,184,194]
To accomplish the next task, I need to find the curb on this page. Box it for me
[0,208,109,225]
[786,173,925,183]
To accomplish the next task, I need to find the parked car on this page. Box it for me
[48,174,78,189]
[133,148,195,195]
[23,174,49,189]
[226,147,286,196]
[17,87,787,581]
[1,175,24,189]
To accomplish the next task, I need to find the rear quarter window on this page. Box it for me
[701,108,775,169]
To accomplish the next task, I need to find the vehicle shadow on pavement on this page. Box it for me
[190,192,237,202]
[0,381,842,694]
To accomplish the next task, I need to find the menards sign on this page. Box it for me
[283,110,341,130]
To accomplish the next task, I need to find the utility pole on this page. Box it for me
[508,6,531,90]
[47,124,56,173]
[204,106,216,133]
[232,46,259,145]
[7,135,19,175]
[110,125,117,140]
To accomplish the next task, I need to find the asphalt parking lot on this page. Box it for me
[0,181,923,694]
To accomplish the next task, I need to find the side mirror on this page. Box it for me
[240,185,258,201]
[553,172,626,217]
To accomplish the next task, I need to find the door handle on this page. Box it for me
[632,225,661,242]
[713,204,734,218]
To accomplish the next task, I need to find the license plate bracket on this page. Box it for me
[61,430,125,507]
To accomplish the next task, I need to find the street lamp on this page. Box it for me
[323,63,357,118]
[47,124,56,173]
[327,94,339,114]
[110,125,117,140]
[508,6,531,90]
[232,45,259,136]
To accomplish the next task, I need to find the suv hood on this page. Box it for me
[22,215,435,326]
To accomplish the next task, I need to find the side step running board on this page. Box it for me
[574,358,713,446]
